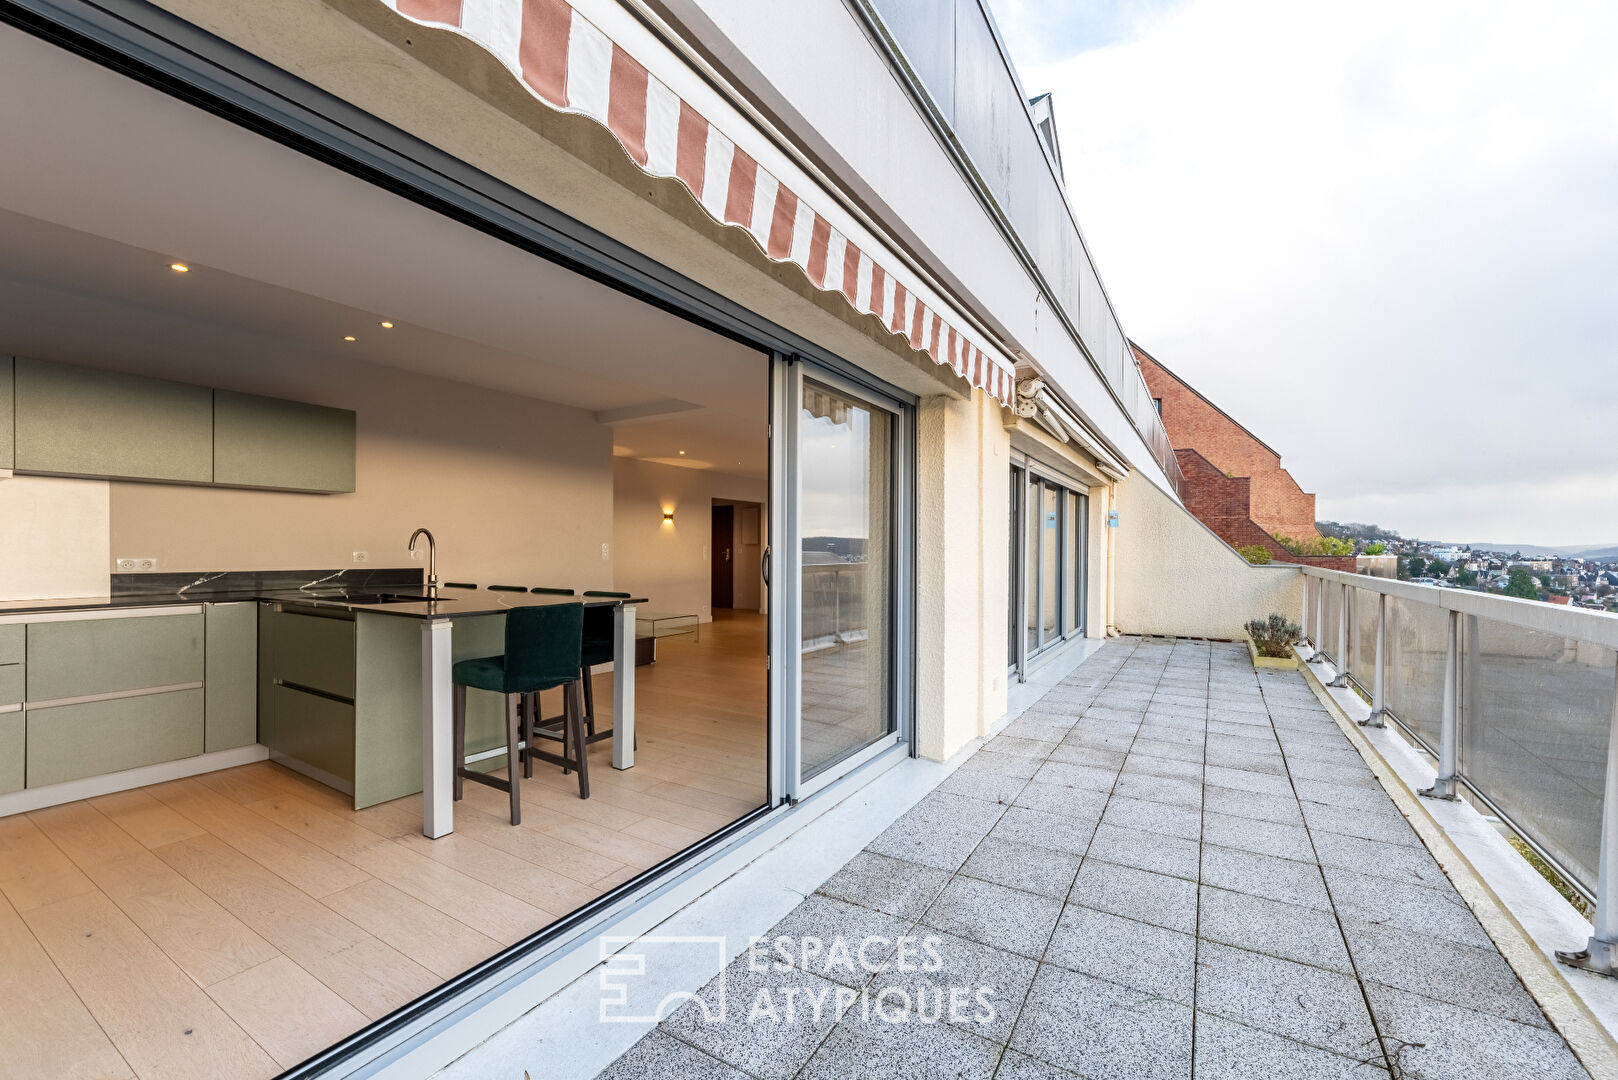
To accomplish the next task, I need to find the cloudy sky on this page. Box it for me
[983,0,1618,547]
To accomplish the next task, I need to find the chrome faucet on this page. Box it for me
[408,528,439,597]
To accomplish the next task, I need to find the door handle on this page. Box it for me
[762,546,771,586]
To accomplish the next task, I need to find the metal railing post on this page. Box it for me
[1329,582,1351,688]
[1558,653,1618,976]
[1361,592,1387,727]
[1420,608,1460,800]
[1309,576,1327,664]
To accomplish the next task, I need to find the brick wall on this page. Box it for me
[1175,449,1354,571]
[1137,345,1320,540]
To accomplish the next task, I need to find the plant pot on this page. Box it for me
[1247,637,1302,670]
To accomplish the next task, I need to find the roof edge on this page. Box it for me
[1130,340,1283,460]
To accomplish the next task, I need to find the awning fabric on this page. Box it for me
[379,0,1016,406]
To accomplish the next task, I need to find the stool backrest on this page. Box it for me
[504,603,584,689]
[583,590,632,598]
[531,586,575,595]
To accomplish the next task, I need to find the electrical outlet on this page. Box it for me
[601,542,610,561]
[117,558,157,572]
[352,551,368,564]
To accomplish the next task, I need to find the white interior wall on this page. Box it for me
[0,476,110,600]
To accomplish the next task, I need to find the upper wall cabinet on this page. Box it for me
[0,357,13,470]
[214,391,356,493]
[2,357,356,494]
[14,357,213,483]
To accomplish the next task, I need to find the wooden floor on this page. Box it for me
[0,611,768,1080]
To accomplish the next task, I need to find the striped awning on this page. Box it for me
[379,0,1016,406]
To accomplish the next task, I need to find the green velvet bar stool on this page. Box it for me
[488,584,527,592]
[531,586,575,595]
[579,591,632,744]
[452,603,588,823]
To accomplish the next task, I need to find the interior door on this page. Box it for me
[775,356,910,801]
[711,504,734,609]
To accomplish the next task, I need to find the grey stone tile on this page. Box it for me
[817,851,951,920]
[1202,811,1315,863]
[1031,760,1119,793]
[994,1049,1084,1080]
[1198,885,1353,973]
[762,894,912,987]
[1064,728,1136,752]
[1322,866,1491,949]
[1342,917,1546,1026]
[1012,781,1110,824]
[1045,742,1127,769]
[598,1030,753,1080]
[1121,752,1204,782]
[659,958,848,1080]
[1293,777,1392,812]
[1143,706,1206,728]
[1364,982,1589,1080]
[1299,798,1422,848]
[983,735,1060,760]
[1203,784,1303,826]
[1207,720,1278,742]
[1288,756,1380,788]
[1099,795,1202,841]
[1128,736,1206,763]
[991,805,1098,857]
[1081,708,1147,728]
[999,715,1077,742]
[1195,942,1380,1059]
[1282,740,1370,767]
[956,749,1042,780]
[864,928,1035,1043]
[1069,860,1198,934]
[868,801,1004,872]
[1192,1012,1387,1079]
[1204,744,1288,775]
[936,767,1029,806]
[1277,727,1353,750]
[1135,723,1204,747]
[801,1002,1002,1080]
[1044,903,1196,1004]
[922,876,1062,958]
[1086,823,1201,881]
[961,836,1082,899]
[1201,845,1331,910]
[1311,831,1451,892]
[1112,772,1203,809]
[1009,965,1193,1080]
[1204,764,1296,798]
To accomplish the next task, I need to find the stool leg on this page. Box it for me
[522,691,534,779]
[505,693,522,826]
[582,667,596,736]
[560,690,572,775]
[569,680,590,799]
[452,682,467,801]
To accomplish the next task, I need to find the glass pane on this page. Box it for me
[800,380,893,779]
[1063,491,1079,634]
[1385,596,1449,751]
[1025,476,1039,655]
[1350,588,1378,690]
[1464,618,1615,895]
[867,0,956,123]
[1320,583,1343,666]
[1041,484,1059,645]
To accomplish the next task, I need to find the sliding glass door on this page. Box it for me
[1009,462,1090,676]
[774,357,911,799]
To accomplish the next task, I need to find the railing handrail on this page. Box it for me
[1297,564,1618,650]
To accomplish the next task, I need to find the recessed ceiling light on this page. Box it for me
[380,321,394,329]
[169,263,190,273]
[344,335,356,342]
[678,450,686,455]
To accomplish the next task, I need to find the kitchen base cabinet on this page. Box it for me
[27,613,203,701]
[26,688,204,789]
[0,711,21,794]
[205,603,257,752]
[0,665,21,707]
[260,684,355,792]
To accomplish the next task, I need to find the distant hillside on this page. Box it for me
[1455,542,1618,559]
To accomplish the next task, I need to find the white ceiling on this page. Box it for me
[0,24,768,476]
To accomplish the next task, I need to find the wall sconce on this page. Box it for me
[663,510,675,523]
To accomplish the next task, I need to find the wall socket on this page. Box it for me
[116,557,157,572]
[601,542,610,561]
[352,551,368,564]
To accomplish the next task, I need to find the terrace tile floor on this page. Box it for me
[598,637,1592,1080]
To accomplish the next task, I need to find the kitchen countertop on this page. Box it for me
[0,587,646,620]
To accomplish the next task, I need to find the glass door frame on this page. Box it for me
[772,353,916,803]
[1010,455,1092,682]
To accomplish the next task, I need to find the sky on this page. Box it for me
[983,0,1618,547]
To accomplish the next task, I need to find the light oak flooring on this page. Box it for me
[0,611,767,1080]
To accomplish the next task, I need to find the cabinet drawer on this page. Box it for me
[26,688,204,788]
[261,684,354,785]
[0,665,21,706]
[27,613,203,701]
[262,609,355,700]
[0,624,21,665]
[0,711,20,795]
[13,357,213,482]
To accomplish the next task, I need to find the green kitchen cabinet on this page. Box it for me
[0,665,21,707]
[0,710,21,795]
[259,684,355,785]
[27,613,203,701]
[12,357,213,483]
[1,357,13,470]
[213,390,356,493]
[258,607,355,699]
[0,624,22,666]
[205,603,257,753]
[26,688,204,788]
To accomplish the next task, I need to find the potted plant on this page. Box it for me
[1245,613,1303,669]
